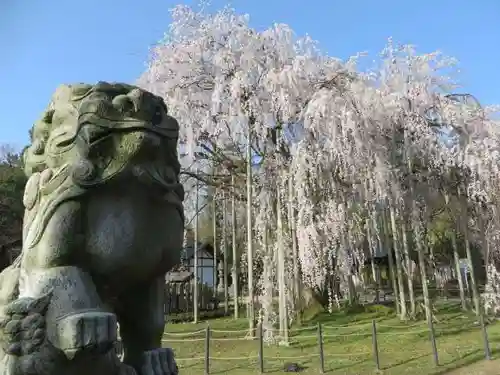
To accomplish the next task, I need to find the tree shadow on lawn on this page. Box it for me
[435,302,464,314]
[309,308,396,327]
[263,357,369,373]
[381,352,430,370]
[210,364,254,374]
[326,358,370,373]
[431,347,500,375]
[434,321,500,343]
[380,341,500,374]
[203,349,499,375]
[292,332,372,351]
[208,358,258,374]
[436,313,474,325]
[177,361,203,371]
[435,325,478,340]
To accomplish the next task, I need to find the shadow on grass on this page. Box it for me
[381,352,430,370]
[208,359,259,374]
[435,302,463,314]
[295,334,372,351]
[328,358,370,373]
[210,365,253,374]
[186,347,500,375]
[264,361,312,374]
[262,357,369,373]
[431,347,499,375]
[435,325,478,340]
[263,358,371,374]
[309,307,396,327]
[177,361,203,371]
[434,319,500,341]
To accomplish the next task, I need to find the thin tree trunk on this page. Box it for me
[371,210,383,302]
[222,190,229,314]
[212,190,217,298]
[193,175,199,323]
[389,205,407,319]
[412,201,432,323]
[382,210,400,315]
[401,218,416,317]
[246,127,255,337]
[261,225,274,340]
[231,175,239,319]
[444,192,466,310]
[366,219,380,304]
[341,199,356,305]
[277,178,288,342]
[429,246,436,283]
[365,179,379,303]
[451,230,467,310]
[288,175,301,324]
[464,227,480,315]
[459,187,480,315]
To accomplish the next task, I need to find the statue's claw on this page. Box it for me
[139,348,178,375]
[0,294,51,357]
[0,294,64,375]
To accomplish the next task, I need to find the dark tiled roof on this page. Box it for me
[182,242,215,261]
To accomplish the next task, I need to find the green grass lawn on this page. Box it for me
[162,303,500,374]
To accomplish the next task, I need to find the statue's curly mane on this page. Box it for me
[24,82,181,185]
[21,82,184,249]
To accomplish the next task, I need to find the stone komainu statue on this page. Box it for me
[0,82,184,375]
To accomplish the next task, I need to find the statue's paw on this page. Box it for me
[0,294,51,357]
[55,311,117,359]
[139,348,178,375]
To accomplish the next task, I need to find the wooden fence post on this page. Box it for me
[479,314,492,360]
[427,317,439,366]
[371,320,380,371]
[205,325,210,375]
[317,323,325,373]
[258,323,264,373]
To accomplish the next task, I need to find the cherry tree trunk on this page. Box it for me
[277,179,288,342]
[193,173,199,323]
[382,210,400,315]
[458,187,480,315]
[366,219,380,303]
[222,190,229,314]
[451,230,467,310]
[401,218,416,316]
[246,128,255,337]
[413,201,432,324]
[390,205,407,319]
[212,190,218,298]
[288,176,301,324]
[231,175,239,319]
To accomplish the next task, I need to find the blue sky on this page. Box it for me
[1,0,499,149]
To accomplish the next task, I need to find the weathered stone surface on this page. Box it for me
[0,82,184,375]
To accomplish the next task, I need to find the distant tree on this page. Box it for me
[0,144,26,248]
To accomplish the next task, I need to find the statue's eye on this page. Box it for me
[152,107,163,126]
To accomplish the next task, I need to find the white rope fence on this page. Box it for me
[155,317,493,374]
